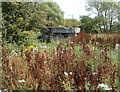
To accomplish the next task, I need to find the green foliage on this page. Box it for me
[64,18,81,27]
[80,16,99,33]
[40,2,64,27]
[2,1,119,43]
[86,2,119,32]
[2,33,120,90]
[2,2,64,43]
[2,2,33,43]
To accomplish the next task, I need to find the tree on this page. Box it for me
[64,18,81,27]
[40,2,64,27]
[29,2,48,31]
[80,16,99,33]
[86,2,102,31]
[2,2,64,43]
[2,2,46,43]
[86,2,119,32]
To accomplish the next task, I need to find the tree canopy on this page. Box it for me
[40,2,64,27]
[2,2,64,43]
[2,2,119,43]
[86,2,119,32]
[64,18,81,27]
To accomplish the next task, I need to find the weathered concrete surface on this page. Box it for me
[38,27,80,42]
[47,27,80,34]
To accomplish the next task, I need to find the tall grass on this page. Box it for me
[1,32,120,91]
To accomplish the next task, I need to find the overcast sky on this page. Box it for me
[52,0,119,20]
[53,0,88,19]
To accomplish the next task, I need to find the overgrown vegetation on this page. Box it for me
[1,32,120,91]
[2,2,119,43]
[2,2,64,43]
[1,1,120,91]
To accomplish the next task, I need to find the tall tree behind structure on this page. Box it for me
[86,2,118,32]
[2,2,64,43]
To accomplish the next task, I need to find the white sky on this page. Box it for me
[52,0,119,20]
[53,0,89,20]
